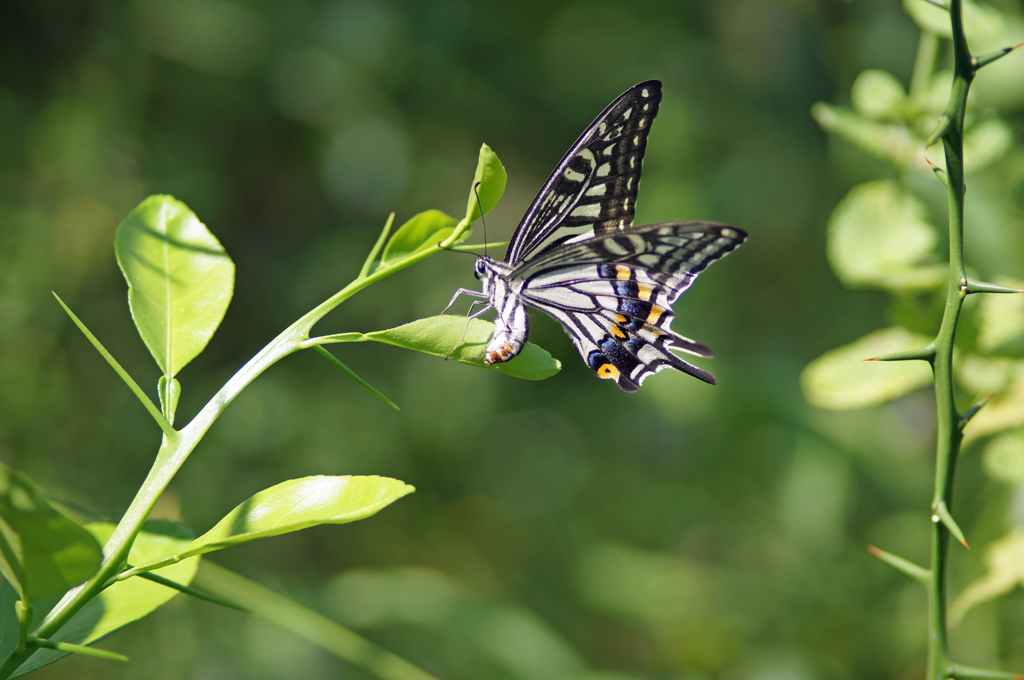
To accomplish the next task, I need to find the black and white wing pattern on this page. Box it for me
[518,222,746,392]
[506,80,662,264]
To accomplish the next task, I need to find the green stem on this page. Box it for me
[926,2,974,679]
[0,214,475,679]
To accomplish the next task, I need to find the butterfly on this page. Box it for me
[446,80,746,392]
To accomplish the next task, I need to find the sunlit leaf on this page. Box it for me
[466,143,507,223]
[115,195,235,378]
[851,70,907,120]
[11,522,198,676]
[903,0,1009,49]
[157,376,181,426]
[129,477,414,573]
[0,461,102,603]
[950,527,1024,624]
[963,118,1014,173]
[826,181,945,291]
[379,210,458,268]
[801,327,934,410]
[981,431,1024,485]
[963,373,1024,447]
[811,103,926,172]
[361,315,561,381]
[977,278,1024,355]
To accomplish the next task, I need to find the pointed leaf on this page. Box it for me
[115,195,235,377]
[950,528,1024,624]
[128,477,413,574]
[157,376,181,426]
[466,144,507,223]
[379,210,458,268]
[7,521,198,676]
[801,327,935,409]
[364,315,561,381]
[811,103,926,172]
[0,461,102,603]
[826,180,945,291]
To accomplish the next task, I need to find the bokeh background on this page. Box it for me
[3,0,1024,678]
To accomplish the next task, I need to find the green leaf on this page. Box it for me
[466,143,507,223]
[9,521,198,676]
[978,278,1024,355]
[826,180,946,291]
[193,561,443,680]
[0,461,102,603]
[949,527,1024,624]
[981,431,1024,485]
[811,103,925,172]
[157,376,181,426]
[128,477,414,574]
[851,70,907,120]
[963,372,1024,447]
[903,0,1010,49]
[963,118,1014,173]
[379,210,458,268]
[801,327,935,410]
[362,315,561,381]
[115,195,235,378]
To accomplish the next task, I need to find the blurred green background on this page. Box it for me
[3,0,1024,678]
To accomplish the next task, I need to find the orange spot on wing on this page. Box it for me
[611,326,626,339]
[597,364,619,379]
[647,306,664,324]
[615,265,631,280]
[637,284,653,301]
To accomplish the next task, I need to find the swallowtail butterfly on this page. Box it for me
[447,80,746,392]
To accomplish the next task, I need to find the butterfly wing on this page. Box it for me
[505,81,663,265]
[518,222,746,392]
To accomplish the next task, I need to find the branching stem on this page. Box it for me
[927,1,973,677]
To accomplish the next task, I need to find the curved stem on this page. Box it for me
[0,217,472,679]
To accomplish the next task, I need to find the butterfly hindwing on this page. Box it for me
[518,222,745,391]
[506,81,663,264]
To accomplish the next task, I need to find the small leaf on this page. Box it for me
[826,181,945,291]
[811,103,926,172]
[903,0,1010,48]
[982,431,1024,485]
[364,315,561,381]
[851,70,907,120]
[379,210,458,268]
[978,277,1024,355]
[9,521,198,676]
[950,528,1024,624]
[801,327,934,410]
[128,477,414,574]
[466,144,507,223]
[157,376,181,426]
[0,461,102,603]
[963,118,1014,173]
[115,195,235,378]
[963,374,1024,447]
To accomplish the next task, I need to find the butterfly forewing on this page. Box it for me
[506,81,663,264]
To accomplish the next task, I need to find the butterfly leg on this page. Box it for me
[445,302,493,360]
[441,288,488,316]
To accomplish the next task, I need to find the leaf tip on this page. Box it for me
[867,544,883,558]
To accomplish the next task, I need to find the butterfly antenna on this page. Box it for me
[473,181,488,258]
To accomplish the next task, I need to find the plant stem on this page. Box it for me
[0,215,475,679]
[926,2,974,678]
